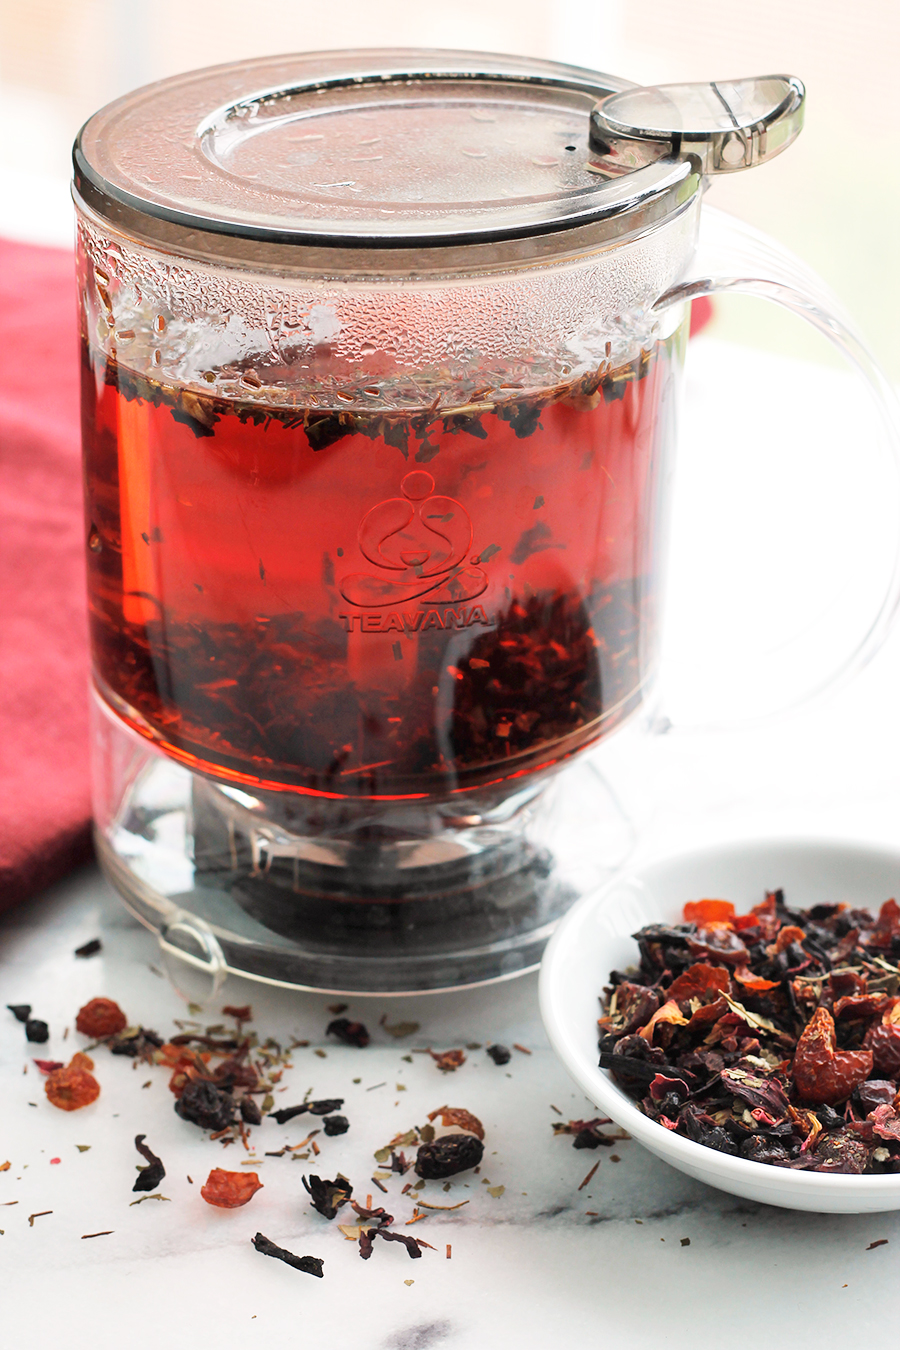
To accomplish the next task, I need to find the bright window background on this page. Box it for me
[1,0,898,373]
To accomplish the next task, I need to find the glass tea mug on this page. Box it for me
[74,52,900,995]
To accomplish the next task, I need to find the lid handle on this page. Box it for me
[590,76,805,174]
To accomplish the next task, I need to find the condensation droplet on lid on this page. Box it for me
[469,110,496,123]
[360,343,377,356]
[461,148,487,159]
[531,156,557,167]
[116,329,135,343]
[88,525,102,553]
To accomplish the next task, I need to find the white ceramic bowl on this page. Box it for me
[539,838,900,1213]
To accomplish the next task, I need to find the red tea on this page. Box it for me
[82,334,682,802]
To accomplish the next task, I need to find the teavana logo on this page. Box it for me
[339,469,490,609]
[339,605,491,633]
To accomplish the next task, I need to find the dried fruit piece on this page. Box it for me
[252,1232,323,1276]
[45,1054,100,1111]
[25,1019,49,1044]
[683,900,735,924]
[75,998,127,1038]
[667,963,730,1001]
[174,1079,234,1131]
[793,1008,873,1106]
[200,1168,263,1208]
[863,1023,900,1077]
[414,1134,484,1179]
[429,1049,466,1072]
[323,1115,350,1136]
[485,1044,511,1065]
[326,1018,370,1048]
[7,1004,31,1023]
[426,1106,485,1140]
[637,999,688,1042]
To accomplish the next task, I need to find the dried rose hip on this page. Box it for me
[793,1007,873,1106]
[75,998,127,1038]
[45,1053,100,1111]
[667,963,730,1001]
[863,1023,900,1077]
[683,899,735,924]
[414,1134,484,1179]
[200,1168,263,1208]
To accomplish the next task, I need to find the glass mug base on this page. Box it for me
[92,693,635,994]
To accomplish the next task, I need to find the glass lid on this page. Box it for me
[73,49,698,250]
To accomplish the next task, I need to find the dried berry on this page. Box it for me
[303,1173,353,1219]
[75,998,127,1038]
[326,1017,370,1048]
[252,1232,323,1277]
[133,1135,166,1192]
[793,1008,873,1106]
[200,1168,263,1208]
[109,1027,164,1057]
[7,1004,31,1023]
[323,1115,349,1136]
[174,1079,234,1131]
[426,1105,485,1140]
[45,1053,100,1111]
[25,1019,49,1044]
[415,1134,484,1179]
[240,1096,263,1126]
[486,1044,511,1065]
[221,1005,252,1021]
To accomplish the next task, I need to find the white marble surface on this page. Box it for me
[5,339,900,1346]
[4,861,900,1350]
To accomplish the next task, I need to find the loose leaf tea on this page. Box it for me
[598,891,900,1173]
[252,1232,324,1277]
[82,337,677,801]
[74,939,103,958]
[133,1134,166,1192]
[303,1173,353,1219]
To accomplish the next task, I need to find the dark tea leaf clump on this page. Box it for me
[414,1134,484,1179]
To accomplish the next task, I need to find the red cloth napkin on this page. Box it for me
[0,237,93,911]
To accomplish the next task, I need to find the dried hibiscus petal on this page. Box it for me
[75,998,127,1038]
[667,963,730,1001]
[200,1168,263,1208]
[303,1173,352,1219]
[426,1106,485,1139]
[252,1232,323,1277]
[45,1053,100,1111]
[133,1135,166,1192]
[637,999,688,1042]
[793,1008,873,1106]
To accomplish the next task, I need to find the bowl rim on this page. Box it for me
[538,835,900,1196]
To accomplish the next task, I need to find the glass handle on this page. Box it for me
[654,204,900,723]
